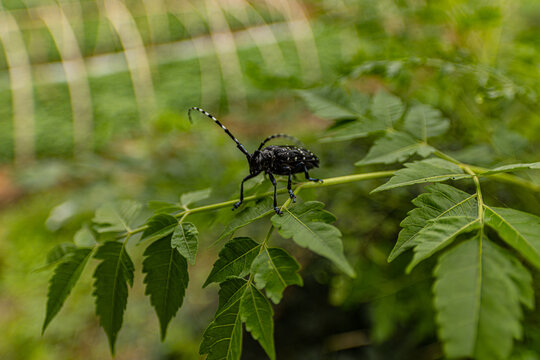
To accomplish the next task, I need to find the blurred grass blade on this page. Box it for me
[481,162,540,175]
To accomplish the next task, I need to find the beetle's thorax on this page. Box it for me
[248,149,271,174]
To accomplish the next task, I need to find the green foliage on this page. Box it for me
[42,88,540,359]
[203,237,260,287]
[142,236,189,340]
[271,201,355,277]
[171,222,199,265]
[484,206,540,269]
[240,286,276,360]
[43,248,92,333]
[372,158,471,192]
[434,236,533,360]
[389,184,477,261]
[251,247,303,304]
[93,241,135,354]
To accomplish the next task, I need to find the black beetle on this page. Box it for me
[189,107,322,215]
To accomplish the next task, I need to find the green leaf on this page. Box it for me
[240,285,276,360]
[481,162,540,175]
[200,279,247,360]
[251,247,303,304]
[271,201,355,277]
[434,236,533,360]
[218,198,273,241]
[484,206,540,270]
[203,237,261,287]
[403,104,449,141]
[370,90,404,127]
[37,243,76,271]
[406,216,481,272]
[319,117,387,143]
[171,222,199,265]
[93,241,135,354]
[356,132,435,165]
[139,214,178,244]
[73,226,97,248]
[296,87,360,119]
[142,236,189,340]
[372,158,471,193]
[180,188,211,207]
[92,200,142,233]
[43,248,92,333]
[148,200,182,214]
[389,184,477,262]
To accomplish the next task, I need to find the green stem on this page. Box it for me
[126,170,395,237]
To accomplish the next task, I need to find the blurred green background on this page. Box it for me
[1,0,540,359]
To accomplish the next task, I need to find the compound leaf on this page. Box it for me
[240,285,276,360]
[370,90,404,127]
[403,104,449,141]
[251,247,303,304]
[434,236,533,360]
[200,279,247,360]
[93,241,135,354]
[218,198,273,241]
[296,87,360,119]
[171,222,199,265]
[372,158,471,193]
[481,162,540,175]
[203,237,260,287]
[180,188,211,207]
[320,117,387,143]
[139,214,178,244]
[356,131,435,166]
[93,200,141,233]
[143,236,189,340]
[271,202,355,277]
[389,184,477,262]
[406,216,480,272]
[484,206,540,270]
[148,200,182,214]
[43,248,92,333]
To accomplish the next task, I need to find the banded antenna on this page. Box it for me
[258,133,303,151]
[188,107,250,157]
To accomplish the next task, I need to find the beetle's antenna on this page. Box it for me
[258,133,303,150]
[188,107,251,158]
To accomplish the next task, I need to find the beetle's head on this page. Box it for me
[248,150,264,174]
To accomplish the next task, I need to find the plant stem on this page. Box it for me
[126,170,395,237]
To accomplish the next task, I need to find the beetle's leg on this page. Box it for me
[233,173,258,210]
[287,173,296,203]
[268,173,283,215]
[301,163,323,183]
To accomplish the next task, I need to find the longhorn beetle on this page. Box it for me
[188,107,322,215]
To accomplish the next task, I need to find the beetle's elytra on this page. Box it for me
[188,107,322,215]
